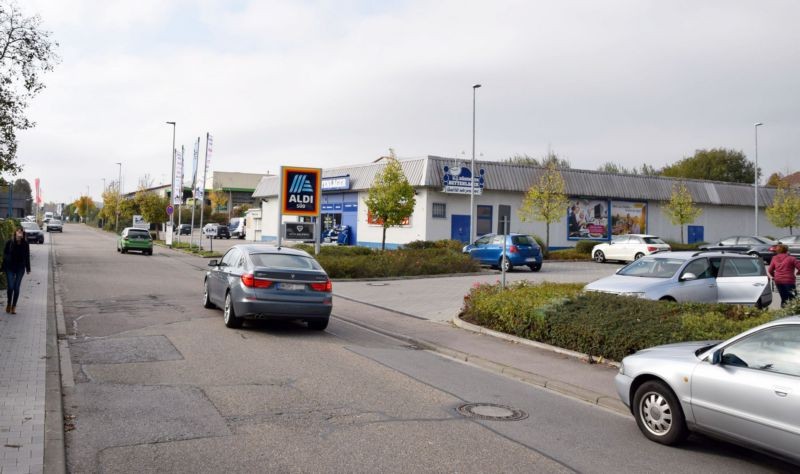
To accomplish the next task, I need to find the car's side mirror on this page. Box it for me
[710,349,722,365]
[681,272,697,281]
[208,259,218,267]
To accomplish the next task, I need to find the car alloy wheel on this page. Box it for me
[594,250,606,263]
[223,292,242,328]
[633,381,688,445]
[500,257,511,272]
[634,252,645,260]
[203,281,215,309]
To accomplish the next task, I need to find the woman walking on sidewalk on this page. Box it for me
[768,244,800,307]
[2,227,31,314]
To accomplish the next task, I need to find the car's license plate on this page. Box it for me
[278,283,305,291]
[525,257,536,262]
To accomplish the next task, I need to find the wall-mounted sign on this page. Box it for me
[132,215,149,230]
[321,175,351,191]
[367,210,409,226]
[611,201,647,235]
[284,222,314,241]
[343,202,358,212]
[442,166,485,195]
[567,198,609,240]
[281,166,321,216]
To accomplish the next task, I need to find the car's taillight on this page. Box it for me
[508,245,519,253]
[310,279,332,292]
[241,274,273,288]
[647,246,657,252]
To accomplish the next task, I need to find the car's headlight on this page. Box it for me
[619,291,646,298]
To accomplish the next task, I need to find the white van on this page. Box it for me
[229,218,246,239]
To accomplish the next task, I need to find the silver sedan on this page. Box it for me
[203,245,332,330]
[615,316,800,464]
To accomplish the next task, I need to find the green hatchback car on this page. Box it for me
[117,227,153,255]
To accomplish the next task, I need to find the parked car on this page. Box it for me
[776,235,800,257]
[117,227,153,255]
[615,316,800,464]
[699,235,777,262]
[203,245,332,330]
[46,219,63,232]
[228,218,246,239]
[21,221,44,244]
[592,234,671,263]
[584,251,772,307]
[174,224,191,235]
[204,223,231,239]
[463,233,543,272]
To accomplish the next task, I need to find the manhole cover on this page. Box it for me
[456,403,528,421]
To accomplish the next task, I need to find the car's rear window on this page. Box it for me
[50,220,62,225]
[128,230,151,239]
[511,235,537,246]
[249,253,322,270]
[617,258,684,278]
[643,237,666,245]
[22,222,38,230]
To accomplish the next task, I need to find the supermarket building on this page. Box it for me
[251,155,784,249]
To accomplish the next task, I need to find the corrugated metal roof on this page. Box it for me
[253,156,776,207]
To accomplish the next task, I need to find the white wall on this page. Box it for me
[355,190,428,247]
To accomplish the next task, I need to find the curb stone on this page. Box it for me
[332,311,630,417]
[45,236,67,474]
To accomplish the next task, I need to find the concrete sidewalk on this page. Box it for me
[0,243,51,474]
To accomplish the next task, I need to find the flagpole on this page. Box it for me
[198,133,211,250]
[189,137,199,249]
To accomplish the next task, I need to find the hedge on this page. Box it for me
[293,244,480,279]
[461,282,791,361]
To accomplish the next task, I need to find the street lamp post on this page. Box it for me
[754,122,763,235]
[470,83,481,244]
[166,121,176,245]
[115,162,122,232]
[86,185,90,223]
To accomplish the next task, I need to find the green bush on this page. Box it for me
[293,244,374,256]
[461,283,780,361]
[546,249,591,260]
[574,240,597,255]
[403,239,465,253]
[665,240,704,251]
[530,234,548,258]
[317,247,479,279]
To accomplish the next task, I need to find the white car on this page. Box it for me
[592,234,671,263]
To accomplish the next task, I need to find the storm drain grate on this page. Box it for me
[456,403,528,421]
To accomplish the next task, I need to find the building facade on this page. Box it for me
[252,156,786,248]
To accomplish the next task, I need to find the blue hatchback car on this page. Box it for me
[463,233,543,272]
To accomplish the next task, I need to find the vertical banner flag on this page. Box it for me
[35,178,41,206]
[173,148,184,205]
[191,137,200,198]
[197,133,213,200]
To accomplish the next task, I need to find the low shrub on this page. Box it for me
[461,283,780,361]
[403,239,465,253]
[530,234,548,258]
[546,249,591,260]
[574,240,597,255]
[665,240,704,251]
[294,244,374,257]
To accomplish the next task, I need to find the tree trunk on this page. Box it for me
[381,226,387,251]
[681,224,685,244]
[545,222,550,255]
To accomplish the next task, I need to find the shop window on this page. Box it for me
[432,203,446,219]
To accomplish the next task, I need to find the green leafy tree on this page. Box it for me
[73,195,96,221]
[0,3,59,180]
[506,151,571,169]
[662,182,703,243]
[517,163,569,252]
[661,148,757,184]
[134,189,169,225]
[365,149,416,250]
[766,184,800,235]
[597,162,659,175]
[209,189,228,212]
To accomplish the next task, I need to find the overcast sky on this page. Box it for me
[17,0,800,203]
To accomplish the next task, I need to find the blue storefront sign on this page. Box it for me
[442,166,485,195]
[321,175,351,191]
[343,202,358,212]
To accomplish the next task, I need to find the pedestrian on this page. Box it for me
[2,226,31,314]
[767,244,800,308]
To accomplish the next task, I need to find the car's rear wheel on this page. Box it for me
[203,280,215,309]
[634,252,645,260]
[528,263,542,272]
[499,257,512,272]
[633,381,688,446]
[223,292,243,328]
[308,319,329,331]
[121,247,127,254]
[594,250,606,263]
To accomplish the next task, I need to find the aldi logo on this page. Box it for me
[281,166,321,216]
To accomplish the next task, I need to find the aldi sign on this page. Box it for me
[281,166,321,216]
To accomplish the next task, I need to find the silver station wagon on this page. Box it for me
[584,251,772,307]
[203,245,333,330]
[615,317,800,464]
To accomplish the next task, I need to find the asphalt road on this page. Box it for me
[52,224,795,473]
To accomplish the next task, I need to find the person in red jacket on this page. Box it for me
[767,244,800,307]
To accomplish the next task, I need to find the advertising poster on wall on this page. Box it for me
[611,201,647,235]
[567,199,609,240]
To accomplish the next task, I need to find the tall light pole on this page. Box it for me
[86,185,90,223]
[166,121,177,239]
[115,162,122,231]
[470,83,481,244]
[754,122,763,235]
